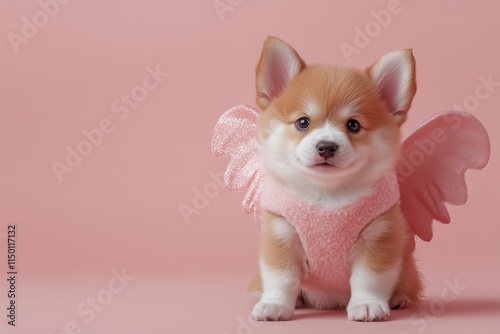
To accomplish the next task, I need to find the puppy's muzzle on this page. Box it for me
[316,141,338,159]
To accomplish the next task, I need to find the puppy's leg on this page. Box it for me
[389,241,423,309]
[347,205,405,321]
[251,211,305,321]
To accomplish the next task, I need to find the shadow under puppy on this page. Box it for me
[248,36,422,322]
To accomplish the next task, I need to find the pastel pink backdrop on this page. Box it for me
[0,1,499,333]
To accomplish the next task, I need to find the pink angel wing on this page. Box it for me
[211,105,265,224]
[398,111,490,242]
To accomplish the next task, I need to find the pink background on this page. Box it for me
[0,0,499,333]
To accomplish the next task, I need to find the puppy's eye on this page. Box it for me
[295,117,310,131]
[347,119,361,133]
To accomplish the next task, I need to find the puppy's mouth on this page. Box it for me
[303,158,357,174]
[298,161,340,173]
[293,156,355,175]
[309,161,338,172]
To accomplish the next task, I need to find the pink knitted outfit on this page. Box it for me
[260,171,400,291]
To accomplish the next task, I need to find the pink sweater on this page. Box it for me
[260,171,400,291]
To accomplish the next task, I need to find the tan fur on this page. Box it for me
[355,205,406,274]
[248,211,307,295]
[392,224,424,306]
[353,205,423,307]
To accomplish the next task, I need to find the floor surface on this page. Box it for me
[3,269,499,334]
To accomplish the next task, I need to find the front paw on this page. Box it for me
[251,301,294,321]
[347,300,390,322]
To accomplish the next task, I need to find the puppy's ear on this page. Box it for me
[256,36,306,110]
[367,49,416,126]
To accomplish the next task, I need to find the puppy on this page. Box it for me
[248,36,422,322]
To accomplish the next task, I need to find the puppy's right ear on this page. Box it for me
[256,36,305,110]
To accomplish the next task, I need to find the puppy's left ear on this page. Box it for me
[367,49,416,126]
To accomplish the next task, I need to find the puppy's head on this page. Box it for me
[256,37,416,191]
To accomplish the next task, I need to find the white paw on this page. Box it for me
[251,301,294,321]
[347,300,390,322]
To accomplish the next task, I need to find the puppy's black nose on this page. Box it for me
[316,141,338,159]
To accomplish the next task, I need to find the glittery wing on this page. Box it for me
[211,105,265,224]
[398,111,490,242]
